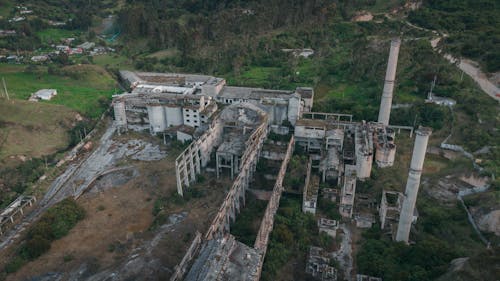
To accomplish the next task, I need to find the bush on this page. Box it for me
[19,235,51,260]
[4,256,27,274]
[2,199,85,273]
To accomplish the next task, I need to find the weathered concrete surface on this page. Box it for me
[476,210,500,236]
[331,224,353,281]
[254,137,294,254]
[27,212,187,281]
[0,124,167,250]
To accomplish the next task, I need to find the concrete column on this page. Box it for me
[216,153,220,179]
[113,101,127,130]
[182,157,190,188]
[378,38,401,126]
[396,127,432,243]
[187,148,195,182]
[176,161,184,197]
[194,149,201,174]
[230,155,234,180]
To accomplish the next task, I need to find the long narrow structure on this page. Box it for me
[378,38,401,126]
[396,126,432,243]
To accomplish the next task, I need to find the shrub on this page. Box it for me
[4,256,27,274]
[19,235,51,260]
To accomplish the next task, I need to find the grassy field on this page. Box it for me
[0,64,116,118]
[0,0,13,18]
[35,29,80,45]
[93,54,134,70]
[0,99,76,163]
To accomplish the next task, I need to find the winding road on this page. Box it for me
[405,21,500,102]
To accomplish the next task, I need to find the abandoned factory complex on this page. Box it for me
[110,38,432,281]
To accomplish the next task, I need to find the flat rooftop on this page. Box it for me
[119,70,224,86]
[219,86,295,100]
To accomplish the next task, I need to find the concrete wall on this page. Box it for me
[147,105,166,134]
[113,101,127,129]
[183,108,201,128]
[175,118,223,196]
[287,94,301,125]
[204,122,268,240]
[165,106,183,127]
[254,137,295,279]
[170,231,203,281]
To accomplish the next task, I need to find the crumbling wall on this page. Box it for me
[175,119,223,196]
[254,137,294,253]
[204,122,268,240]
[169,231,202,281]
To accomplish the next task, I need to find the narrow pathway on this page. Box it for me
[403,21,500,101]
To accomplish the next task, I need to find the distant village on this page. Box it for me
[0,4,115,64]
[0,39,116,64]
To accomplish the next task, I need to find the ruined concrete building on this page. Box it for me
[185,235,261,281]
[114,71,312,139]
[306,246,338,281]
[379,190,418,239]
[339,164,357,218]
[379,190,404,230]
[108,37,434,280]
[318,218,339,238]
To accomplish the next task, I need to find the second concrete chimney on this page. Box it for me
[378,38,401,126]
[395,126,432,243]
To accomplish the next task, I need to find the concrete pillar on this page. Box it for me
[188,147,196,182]
[224,215,230,233]
[194,149,201,174]
[176,162,183,197]
[216,153,220,179]
[182,157,190,188]
[396,126,432,243]
[230,155,234,180]
[113,101,127,131]
[378,38,401,126]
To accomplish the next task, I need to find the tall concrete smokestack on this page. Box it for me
[378,38,401,126]
[396,126,432,243]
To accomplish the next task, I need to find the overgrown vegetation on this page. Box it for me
[357,194,485,281]
[283,154,308,192]
[409,0,500,72]
[230,193,268,246]
[261,195,334,281]
[0,157,48,208]
[3,198,85,274]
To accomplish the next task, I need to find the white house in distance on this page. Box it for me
[30,89,57,101]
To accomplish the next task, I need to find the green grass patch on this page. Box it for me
[0,0,13,18]
[36,28,80,44]
[228,66,281,87]
[0,99,76,161]
[93,54,134,70]
[3,198,85,274]
[0,64,115,118]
